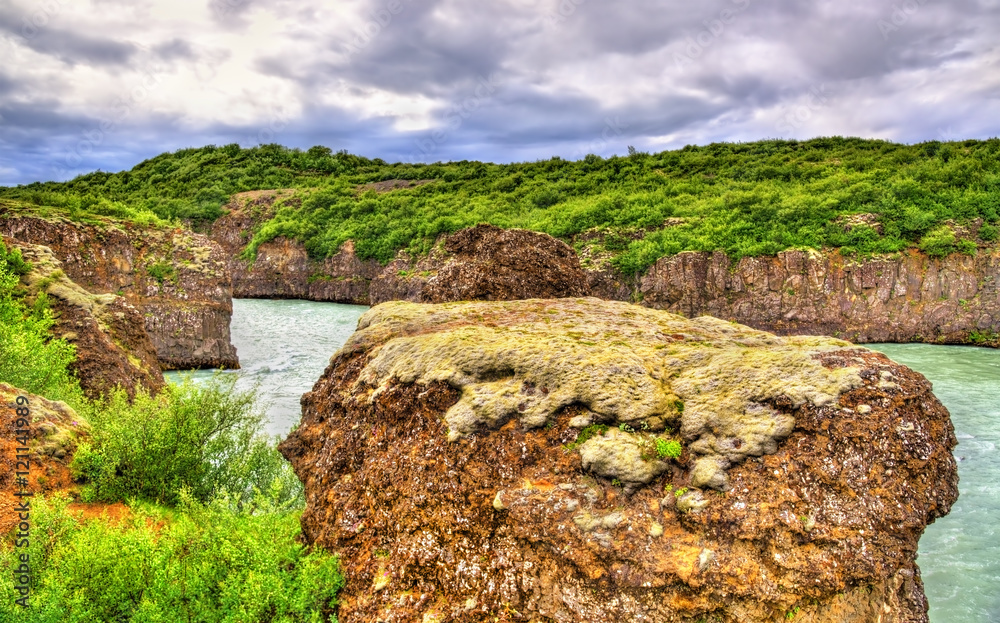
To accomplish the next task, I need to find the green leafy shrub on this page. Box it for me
[4,138,1000,273]
[145,261,177,285]
[919,225,958,258]
[73,375,302,509]
[0,493,343,623]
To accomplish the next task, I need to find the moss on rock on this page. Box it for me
[349,297,861,489]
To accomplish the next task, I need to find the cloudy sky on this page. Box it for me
[1,0,998,185]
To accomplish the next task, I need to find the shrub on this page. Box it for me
[919,225,958,258]
[145,261,177,285]
[73,375,302,509]
[655,438,683,459]
[0,241,84,408]
[0,493,343,623]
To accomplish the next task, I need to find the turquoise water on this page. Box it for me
[165,298,368,437]
[167,300,999,621]
[867,344,1000,623]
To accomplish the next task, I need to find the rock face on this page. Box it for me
[279,298,958,623]
[0,383,89,535]
[415,224,590,303]
[640,248,1000,345]
[0,209,238,370]
[211,192,999,345]
[209,193,590,306]
[10,241,165,399]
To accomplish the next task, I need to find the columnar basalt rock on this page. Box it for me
[279,298,958,623]
[639,248,1000,345]
[0,210,238,370]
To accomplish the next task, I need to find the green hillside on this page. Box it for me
[2,137,998,274]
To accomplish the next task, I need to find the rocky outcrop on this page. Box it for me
[639,248,1000,345]
[0,383,89,534]
[210,191,1000,345]
[0,208,238,370]
[210,193,589,305]
[9,241,165,399]
[415,224,589,303]
[279,298,958,623]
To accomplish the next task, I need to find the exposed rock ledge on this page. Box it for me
[0,212,238,370]
[279,298,958,623]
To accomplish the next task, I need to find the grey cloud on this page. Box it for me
[2,0,1000,184]
[0,6,138,66]
[153,38,195,60]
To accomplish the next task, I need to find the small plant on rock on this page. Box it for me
[655,438,683,459]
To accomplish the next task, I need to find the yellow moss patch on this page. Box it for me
[348,298,861,489]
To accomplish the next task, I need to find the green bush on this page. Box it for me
[0,493,343,623]
[0,241,84,408]
[4,138,1000,273]
[73,375,302,509]
[919,225,958,258]
[145,261,177,285]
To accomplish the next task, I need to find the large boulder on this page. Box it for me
[415,224,590,303]
[279,298,958,623]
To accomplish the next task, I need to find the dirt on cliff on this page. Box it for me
[279,298,958,623]
[0,383,89,535]
[0,207,238,370]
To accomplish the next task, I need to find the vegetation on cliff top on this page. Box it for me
[2,137,999,273]
[0,241,342,621]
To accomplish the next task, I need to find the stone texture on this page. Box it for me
[7,240,165,399]
[639,248,1000,345]
[0,209,238,370]
[0,383,89,534]
[416,224,590,303]
[279,298,958,623]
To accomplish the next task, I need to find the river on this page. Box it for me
[166,299,999,622]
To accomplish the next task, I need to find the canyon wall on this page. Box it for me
[211,191,1000,345]
[639,248,1000,345]
[1,209,238,370]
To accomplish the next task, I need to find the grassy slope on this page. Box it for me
[2,137,998,274]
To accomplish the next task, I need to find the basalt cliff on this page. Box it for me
[1,206,239,370]
[211,191,999,346]
[279,297,958,623]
